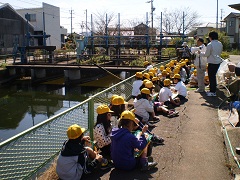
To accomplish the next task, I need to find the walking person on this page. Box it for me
[200,31,223,96]
[194,38,207,92]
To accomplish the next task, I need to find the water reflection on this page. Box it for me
[0,82,105,142]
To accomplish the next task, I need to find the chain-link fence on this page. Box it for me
[0,61,169,179]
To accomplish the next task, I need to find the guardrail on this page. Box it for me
[0,61,169,179]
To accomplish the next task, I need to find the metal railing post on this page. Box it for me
[88,98,95,140]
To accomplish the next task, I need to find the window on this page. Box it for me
[25,14,36,22]
[229,21,233,27]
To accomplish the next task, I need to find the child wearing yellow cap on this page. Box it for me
[132,72,143,99]
[111,110,158,171]
[158,79,180,108]
[94,105,114,163]
[56,124,104,180]
[189,70,198,88]
[134,88,160,127]
[172,74,187,101]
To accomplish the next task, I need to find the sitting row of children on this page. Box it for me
[132,70,187,120]
[56,95,163,179]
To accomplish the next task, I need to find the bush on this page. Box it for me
[229,49,240,55]
[221,51,229,59]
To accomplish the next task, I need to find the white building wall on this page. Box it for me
[17,8,43,31]
[43,3,61,49]
[17,3,61,49]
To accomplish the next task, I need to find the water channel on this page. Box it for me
[0,74,122,143]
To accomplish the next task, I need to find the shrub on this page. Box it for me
[221,51,229,59]
[229,49,240,55]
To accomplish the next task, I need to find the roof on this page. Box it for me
[223,12,240,21]
[194,22,216,28]
[0,3,34,29]
[229,3,240,11]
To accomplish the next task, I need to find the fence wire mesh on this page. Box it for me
[0,76,135,179]
[0,61,168,179]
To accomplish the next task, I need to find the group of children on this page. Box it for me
[55,60,197,179]
[56,95,162,179]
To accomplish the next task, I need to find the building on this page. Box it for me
[223,12,240,48]
[17,2,67,49]
[0,3,34,54]
[195,23,217,38]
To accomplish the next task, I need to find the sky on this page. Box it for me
[1,0,240,34]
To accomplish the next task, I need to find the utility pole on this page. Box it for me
[146,0,155,31]
[70,8,73,36]
[220,9,224,28]
[216,0,218,30]
[81,21,84,34]
[85,9,87,36]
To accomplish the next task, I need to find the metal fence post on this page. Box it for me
[88,98,94,140]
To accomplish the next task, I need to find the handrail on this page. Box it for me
[0,61,170,179]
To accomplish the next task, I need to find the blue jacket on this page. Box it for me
[110,127,147,170]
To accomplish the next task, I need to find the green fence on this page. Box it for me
[0,61,169,179]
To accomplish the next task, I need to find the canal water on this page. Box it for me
[0,74,122,143]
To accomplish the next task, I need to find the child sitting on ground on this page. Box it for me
[172,73,187,101]
[111,110,158,171]
[134,88,160,127]
[111,95,164,145]
[189,69,198,88]
[56,124,105,180]
[158,79,180,108]
[132,72,143,99]
[94,105,114,161]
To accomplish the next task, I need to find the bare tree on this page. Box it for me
[93,11,116,35]
[159,7,201,35]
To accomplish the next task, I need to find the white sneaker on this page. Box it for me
[195,88,205,93]
[206,92,216,97]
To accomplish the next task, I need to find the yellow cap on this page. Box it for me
[143,61,149,66]
[164,79,171,86]
[148,72,154,77]
[67,124,86,139]
[141,88,151,95]
[143,79,149,85]
[145,81,155,88]
[160,65,165,71]
[110,94,118,103]
[152,77,158,82]
[96,104,114,114]
[166,67,171,73]
[161,70,167,75]
[112,96,127,106]
[120,110,139,126]
[181,62,186,67]
[135,72,143,79]
[149,68,155,73]
[193,69,197,75]
[143,73,150,80]
[173,74,181,79]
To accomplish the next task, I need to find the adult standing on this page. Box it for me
[181,42,191,61]
[200,31,223,97]
[194,38,207,93]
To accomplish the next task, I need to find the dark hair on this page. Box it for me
[110,104,125,118]
[118,119,132,128]
[208,31,218,40]
[137,93,148,100]
[198,38,204,43]
[95,113,111,135]
[68,133,84,143]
